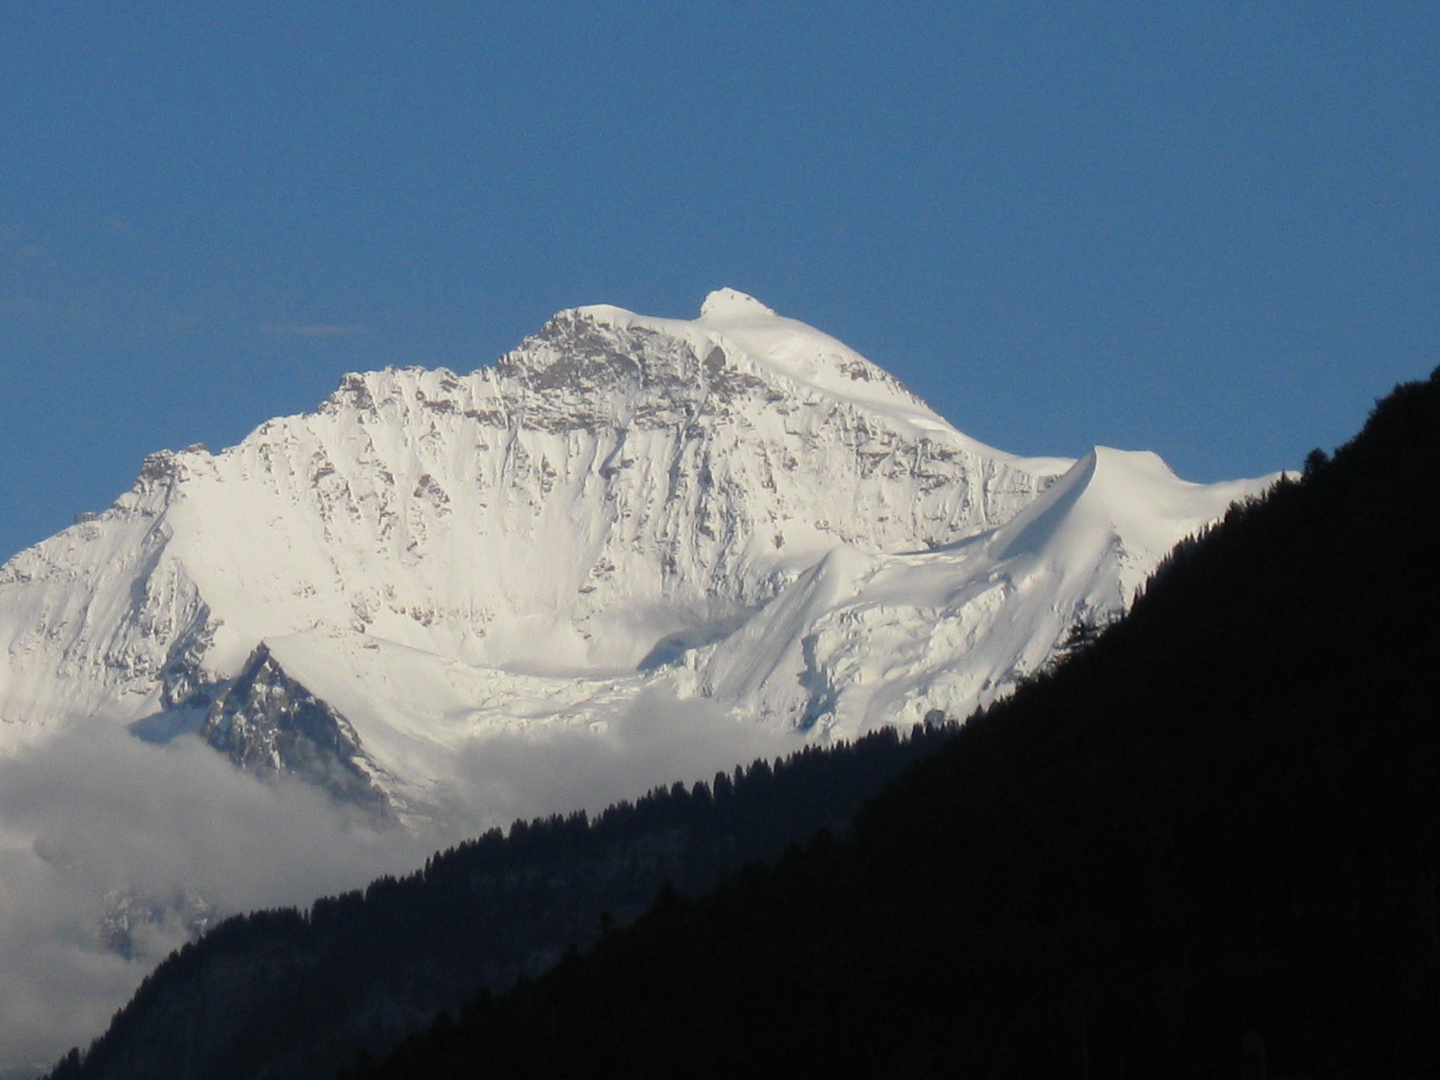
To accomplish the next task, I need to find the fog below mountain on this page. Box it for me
[0,685,802,1075]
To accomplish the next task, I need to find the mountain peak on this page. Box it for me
[699,288,776,321]
[0,293,1281,1070]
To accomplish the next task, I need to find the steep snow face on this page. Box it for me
[0,291,1069,773]
[691,447,1271,737]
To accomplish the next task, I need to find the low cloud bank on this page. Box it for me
[432,689,802,831]
[0,722,430,1075]
[0,690,801,1076]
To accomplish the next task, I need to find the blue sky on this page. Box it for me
[2,2,1436,562]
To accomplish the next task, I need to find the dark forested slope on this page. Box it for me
[44,724,956,1080]
[350,369,1440,1079]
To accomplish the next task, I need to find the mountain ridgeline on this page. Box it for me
[304,367,1440,1078]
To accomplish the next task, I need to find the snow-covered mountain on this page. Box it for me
[0,289,1280,1073]
[0,289,1270,818]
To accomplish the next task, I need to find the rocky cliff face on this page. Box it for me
[201,646,390,816]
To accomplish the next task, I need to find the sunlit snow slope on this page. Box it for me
[0,289,1272,813]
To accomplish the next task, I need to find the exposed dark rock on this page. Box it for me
[158,611,219,711]
[201,645,391,817]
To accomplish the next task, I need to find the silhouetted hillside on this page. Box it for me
[44,722,956,1080]
[342,368,1440,1079]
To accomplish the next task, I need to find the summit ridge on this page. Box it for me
[698,287,776,319]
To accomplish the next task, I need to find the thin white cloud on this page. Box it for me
[0,687,798,1076]
[0,721,431,1076]
[433,688,801,830]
